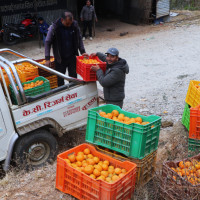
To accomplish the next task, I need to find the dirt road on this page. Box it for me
[0,10,200,200]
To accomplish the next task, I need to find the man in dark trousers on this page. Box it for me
[90,48,129,108]
[80,0,97,41]
[45,12,87,86]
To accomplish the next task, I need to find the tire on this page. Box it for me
[13,129,58,170]
[3,30,19,45]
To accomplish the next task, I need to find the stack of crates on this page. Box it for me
[35,57,58,90]
[85,104,161,186]
[183,80,200,156]
[56,143,137,200]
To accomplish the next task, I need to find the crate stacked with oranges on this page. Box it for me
[56,143,137,200]
[182,80,200,156]
[85,104,161,186]
[35,57,58,90]
[76,56,106,81]
[160,153,200,200]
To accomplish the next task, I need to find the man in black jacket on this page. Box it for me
[91,48,129,108]
[45,12,87,86]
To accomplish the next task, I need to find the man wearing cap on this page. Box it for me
[90,48,129,108]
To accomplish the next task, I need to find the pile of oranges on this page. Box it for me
[39,57,55,65]
[171,159,200,185]
[17,80,44,90]
[80,58,101,64]
[15,63,37,73]
[64,148,127,183]
[99,110,151,126]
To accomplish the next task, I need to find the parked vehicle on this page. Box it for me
[0,49,98,171]
[1,14,38,45]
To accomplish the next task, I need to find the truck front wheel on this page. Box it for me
[14,129,58,169]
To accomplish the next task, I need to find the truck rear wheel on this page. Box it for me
[14,129,58,169]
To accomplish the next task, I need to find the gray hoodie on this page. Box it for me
[80,5,97,21]
[96,52,129,102]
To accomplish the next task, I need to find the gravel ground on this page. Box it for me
[0,11,200,200]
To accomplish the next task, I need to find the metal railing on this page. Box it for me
[0,48,85,106]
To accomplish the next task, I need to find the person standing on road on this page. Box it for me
[38,17,49,45]
[80,0,97,41]
[45,12,87,86]
[90,48,129,108]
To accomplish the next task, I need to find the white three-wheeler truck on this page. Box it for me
[0,49,98,171]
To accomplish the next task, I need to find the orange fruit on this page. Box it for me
[98,161,103,166]
[81,167,85,172]
[90,174,96,179]
[82,162,88,167]
[109,165,114,169]
[135,117,142,123]
[64,159,71,164]
[102,164,108,171]
[105,177,112,182]
[115,168,122,175]
[101,171,109,178]
[103,160,110,166]
[130,118,136,123]
[76,154,84,162]
[118,114,125,121]
[119,173,125,178]
[179,161,185,169]
[97,176,106,181]
[112,175,119,182]
[112,116,118,121]
[93,169,101,177]
[185,161,192,168]
[107,113,113,119]
[196,170,200,178]
[124,117,130,122]
[71,163,77,168]
[87,159,95,165]
[77,152,84,156]
[112,110,119,117]
[95,165,102,172]
[195,164,200,170]
[99,112,106,117]
[108,168,114,174]
[84,165,94,175]
[121,169,127,173]
[84,148,90,155]
[76,161,82,167]
[141,122,149,125]
[93,157,100,164]
[84,155,87,159]
[87,154,93,159]
[76,167,81,171]
[68,154,76,163]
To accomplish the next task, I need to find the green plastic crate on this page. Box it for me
[181,103,190,131]
[10,76,50,105]
[188,138,200,157]
[85,104,161,159]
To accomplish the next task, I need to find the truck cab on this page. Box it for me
[0,49,98,171]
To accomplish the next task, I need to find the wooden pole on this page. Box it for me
[93,0,96,37]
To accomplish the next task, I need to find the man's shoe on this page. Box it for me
[82,37,86,41]
[89,37,93,41]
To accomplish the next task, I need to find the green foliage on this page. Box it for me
[170,0,200,10]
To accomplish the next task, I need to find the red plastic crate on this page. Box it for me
[76,56,106,82]
[56,143,137,200]
[189,105,200,139]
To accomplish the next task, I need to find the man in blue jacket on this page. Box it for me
[90,48,129,108]
[38,17,49,45]
[45,12,87,86]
